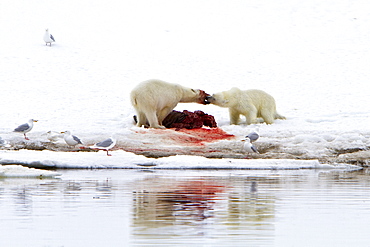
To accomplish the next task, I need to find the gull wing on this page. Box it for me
[72,135,82,144]
[14,123,29,132]
[96,138,113,148]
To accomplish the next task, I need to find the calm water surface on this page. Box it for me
[0,168,370,246]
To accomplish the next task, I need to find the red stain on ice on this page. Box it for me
[133,127,234,147]
[173,128,234,145]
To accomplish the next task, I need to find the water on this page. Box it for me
[1,168,370,246]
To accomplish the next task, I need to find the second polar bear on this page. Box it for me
[206,87,285,125]
[130,79,209,128]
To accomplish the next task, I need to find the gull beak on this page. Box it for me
[33,120,38,122]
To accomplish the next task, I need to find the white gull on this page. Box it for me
[13,119,38,140]
[42,131,64,142]
[61,131,83,147]
[43,28,55,46]
[91,137,117,156]
[242,137,259,157]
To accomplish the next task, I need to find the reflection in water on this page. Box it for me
[95,179,112,199]
[133,179,225,225]
[250,181,258,193]
[227,181,275,226]
[131,176,277,245]
[13,187,33,217]
[0,169,370,246]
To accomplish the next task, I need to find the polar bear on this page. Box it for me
[130,79,209,128]
[205,87,285,125]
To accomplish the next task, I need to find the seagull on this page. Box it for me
[242,137,259,157]
[61,131,83,147]
[42,131,63,142]
[245,131,259,143]
[44,28,55,46]
[91,137,117,156]
[13,119,38,140]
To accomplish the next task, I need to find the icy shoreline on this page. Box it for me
[0,149,362,171]
[0,127,365,176]
[1,126,369,167]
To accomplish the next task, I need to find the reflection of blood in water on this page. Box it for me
[162,180,226,219]
[174,180,225,200]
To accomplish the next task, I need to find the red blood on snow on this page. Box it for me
[169,127,234,146]
[132,110,234,147]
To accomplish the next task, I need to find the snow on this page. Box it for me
[0,150,361,170]
[0,164,60,178]
[0,0,369,172]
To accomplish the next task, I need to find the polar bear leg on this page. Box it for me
[261,108,275,124]
[157,107,174,126]
[136,112,148,127]
[229,108,241,125]
[146,111,165,129]
[244,107,258,125]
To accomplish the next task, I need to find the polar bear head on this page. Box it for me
[181,88,210,105]
[197,89,211,104]
[205,87,242,107]
[205,92,230,107]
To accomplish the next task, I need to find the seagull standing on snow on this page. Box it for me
[242,137,259,157]
[43,131,63,142]
[61,131,83,147]
[91,137,117,156]
[13,119,38,140]
[44,28,55,46]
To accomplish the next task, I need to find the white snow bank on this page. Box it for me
[0,150,361,171]
[0,164,61,178]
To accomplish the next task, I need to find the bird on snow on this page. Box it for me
[13,119,38,140]
[242,137,259,157]
[43,28,55,46]
[245,131,259,143]
[61,131,83,147]
[91,137,117,156]
[42,131,63,142]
